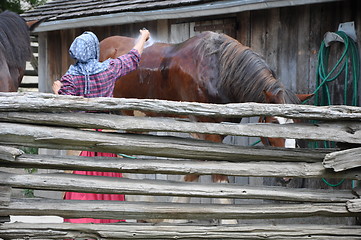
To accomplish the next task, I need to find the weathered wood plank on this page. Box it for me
[1,112,361,144]
[323,147,361,171]
[0,122,330,162]
[1,198,357,220]
[0,145,23,161]
[346,199,361,213]
[0,186,11,206]
[0,172,354,202]
[0,185,11,224]
[0,152,360,180]
[296,5,311,94]
[2,223,361,239]
[1,92,361,120]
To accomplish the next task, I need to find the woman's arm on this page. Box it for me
[132,29,150,55]
[55,75,76,95]
[109,29,150,79]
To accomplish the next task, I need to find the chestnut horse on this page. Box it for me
[100,31,312,148]
[0,11,44,92]
[100,31,311,222]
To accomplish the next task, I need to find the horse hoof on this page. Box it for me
[282,177,293,184]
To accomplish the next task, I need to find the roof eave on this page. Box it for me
[32,0,342,33]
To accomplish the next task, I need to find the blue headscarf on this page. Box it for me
[66,31,110,94]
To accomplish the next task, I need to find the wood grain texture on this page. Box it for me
[1,198,357,220]
[323,147,361,171]
[1,111,360,144]
[1,92,361,120]
[0,172,355,202]
[2,222,361,239]
[0,122,331,162]
[0,150,360,180]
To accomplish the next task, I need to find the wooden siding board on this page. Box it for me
[249,9,267,59]
[60,30,72,78]
[48,32,62,85]
[278,6,299,91]
[296,5,311,94]
[171,23,191,43]
[157,19,170,42]
[236,11,251,47]
[308,3,323,97]
[264,8,280,75]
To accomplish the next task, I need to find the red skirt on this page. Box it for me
[63,150,125,223]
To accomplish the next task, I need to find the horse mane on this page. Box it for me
[283,88,302,104]
[0,11,32,68]
[195,31,298,104]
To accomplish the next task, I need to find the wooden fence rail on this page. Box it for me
[1,198,358,220]
[0,92,360,239]
[2,223,361,239]
[0,147,358,180]
[0,122,332,162]
[1,111,361,144]
[1,92,361,120]
[0,171,355,203]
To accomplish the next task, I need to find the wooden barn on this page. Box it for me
[15,0,360,227]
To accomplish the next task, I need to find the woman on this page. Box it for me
[52,29,150,223]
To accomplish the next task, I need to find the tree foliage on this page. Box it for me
[0,0,46,14]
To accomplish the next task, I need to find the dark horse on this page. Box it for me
[0,11,42,92]
[100,31,312,222]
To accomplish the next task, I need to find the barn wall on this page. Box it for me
[239,0,360,104]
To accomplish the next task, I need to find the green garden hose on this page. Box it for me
[315,31,360,107]
[314,30,360,187]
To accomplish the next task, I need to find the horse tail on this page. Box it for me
[27,16,49,32]
[0,11,32,68]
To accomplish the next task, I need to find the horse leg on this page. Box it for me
[164,173,200,223]
[192,132,237,224]
[173,174,200,204]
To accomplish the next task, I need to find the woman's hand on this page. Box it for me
[52,80,62,95]
[133,29,150,55]
[139,29,150,41]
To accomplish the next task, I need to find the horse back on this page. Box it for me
[99,36,136,62]
[106,32,254,105]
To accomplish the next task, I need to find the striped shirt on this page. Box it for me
[58,49,140,98]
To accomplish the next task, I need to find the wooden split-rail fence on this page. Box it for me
[0,92,361,239]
